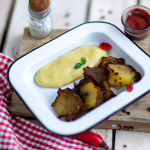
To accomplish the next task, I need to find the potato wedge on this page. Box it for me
[102,81,116,102]
[65,106,88,121]
[52,88,82,118]
[79,82,104,110]
[107,64,137,87]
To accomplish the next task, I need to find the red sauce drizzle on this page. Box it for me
[119,82,122,85]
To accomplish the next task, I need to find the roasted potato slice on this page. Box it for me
[102,81,116,102]
[65,106,88,121]
[107,64,140,87]
[99,56,125,68]
[79,82,104,110]
[52,88,82,118]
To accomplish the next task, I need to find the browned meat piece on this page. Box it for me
[83,66,109,84]
[116,58,125,64]
[131,72,141,84]
[74,76,93,89]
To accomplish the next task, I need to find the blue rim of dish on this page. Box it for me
[7,21,150,136]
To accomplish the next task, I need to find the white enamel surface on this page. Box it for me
[8,22,150,136]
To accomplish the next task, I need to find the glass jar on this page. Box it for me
[28,1,53,39]
[121,5,150,40]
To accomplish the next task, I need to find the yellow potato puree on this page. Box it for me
[35,45,108,88]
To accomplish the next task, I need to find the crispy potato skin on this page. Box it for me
[52,88,82,118]
[98,56,125,68]
[65,106,88,121]
[102,81,116,102]
[79,82,104,110]
[99,56,141,87]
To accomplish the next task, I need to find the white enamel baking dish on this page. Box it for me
[7,22,150,136]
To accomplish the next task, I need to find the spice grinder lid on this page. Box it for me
[29,0,50,12]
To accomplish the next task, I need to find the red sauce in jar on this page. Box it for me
[124,8,150,40]
[126,9,150,30]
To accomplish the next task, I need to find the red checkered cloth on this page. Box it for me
[0,53,96,150]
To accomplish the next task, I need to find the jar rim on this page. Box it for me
[121,4,150,33]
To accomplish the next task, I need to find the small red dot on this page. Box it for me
[99,42,112,50]
[127,84,133,92]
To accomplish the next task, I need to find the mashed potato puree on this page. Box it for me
[35,45,108,88]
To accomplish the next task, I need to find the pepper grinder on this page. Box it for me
[28,0,53,39]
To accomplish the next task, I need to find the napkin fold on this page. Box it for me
[0,53,96,150]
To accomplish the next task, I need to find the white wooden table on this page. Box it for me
[0,0,12,49]
[1,0,150,149]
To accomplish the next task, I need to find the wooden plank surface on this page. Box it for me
[51,0,89,29]
[3,0,141,59]
[115,130,150,150]
[88,0,137,30]
[8,28,150,134]
[0,0,12,46]
[90,129,112,149]
[2,0,90,58]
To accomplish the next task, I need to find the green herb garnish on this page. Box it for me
[74,63,82,69]
[74,57,86,69]
[81,57,86,64]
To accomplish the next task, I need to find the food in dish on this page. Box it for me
[35,45,108,88]
[79,82,104,110]
[52,88,82,118]
[52,56,141,121]
[99,56,141,87]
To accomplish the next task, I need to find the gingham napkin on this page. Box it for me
[0,53,96,150]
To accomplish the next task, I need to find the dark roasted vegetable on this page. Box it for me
[52,55,141,122]
[79,82,105,110]
[99,56,125,68]
[102,81,116,102]
[52,88,82,118]
[130,71,141,84]
[65,106,88,121]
